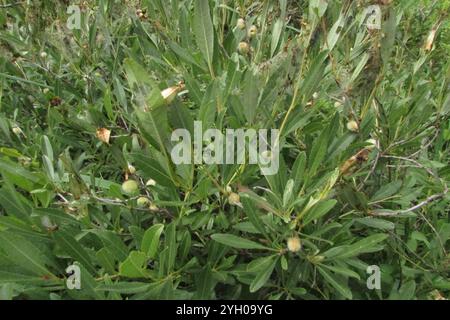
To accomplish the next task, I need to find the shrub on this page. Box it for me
[0,0,449,300]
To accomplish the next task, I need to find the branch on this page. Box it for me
[0,2,24,8]
[370,190,448,217]
[381,155,438,179]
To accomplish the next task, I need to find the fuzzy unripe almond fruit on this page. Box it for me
[346,120,359,132]
[287,237,301,253]
[228,192,242,207]
[137,196,150,207]
[248,25,258,38]
[96,128,111,144]
[238,42,250,55]
[121,180,139,195]
[236,18,246,30]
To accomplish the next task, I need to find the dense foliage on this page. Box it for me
[0,0,449,300]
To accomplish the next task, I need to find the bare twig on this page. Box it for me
[369,191,447,217]
[408,128,440,158]
[371,153,449,255]
[381,155,438,179]
[0,2,24,9]
[371,190,448,255]
[358,142,381,190]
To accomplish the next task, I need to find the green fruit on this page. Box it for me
[238,42,250,55]
[248,25,258,38]
[236,18,246,30]
[137,196,150,207]
[121,180,139,195]
[228,192,242,207]
[287,237,301,253]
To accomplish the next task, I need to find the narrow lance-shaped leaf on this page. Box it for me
[119,251,149,278]
[193,0,215,77]
[211,233,271,250]
[318,267,352,299]
[250,256,278,292]
[141,224,164,259]
[53,230,96,275]
[0,232,55,277]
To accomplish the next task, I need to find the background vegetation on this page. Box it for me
[0,0,449,300]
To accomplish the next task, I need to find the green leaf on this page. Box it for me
[291,151,306,193]
[389,280,416,300]
[250,256,278,292]
[119,251,148,278]
[282,179,294,208]
[326,13,345,52]
[307,126,328,177]
[355,218,395,231]
[33,208,80,226]
[131,152,175,188]
[0,185,32,221]
[164,222,178,274]
[69,264,104,299]
[193,265,215,299]
[300,51,327,104]
[123,58,154,89]
[370,181,402,202]
[168,40,207,71]
[96,282,153,294]
[247,255,276,272]
[0,158,41,190]
[42,155,55,181]
[96,248,116,275]
[53,230,96,275]
[91,230,128,262]
[303,199,337,225]
[318,267,352,299]
[381,8,397,64]
[327,234,389,260]
[309,0,328,19]
[270,19,284,57]
[136,109,170,154]
[41,135,54,163]
[0,232,54,277]
[211,234,270,250]
[141,224,164,259]
[319,264,361,280]
[241,196,269,238]
[193,0,214,77]
[0,270,60,286]
[241,71,259,124]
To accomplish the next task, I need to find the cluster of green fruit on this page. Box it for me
[236,18,258,55]
[121,173,158,211]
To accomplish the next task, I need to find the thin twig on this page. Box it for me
[369,192,447,217]
[407,128,440,158]
[371,152,449,255]
[381,155,438,179]
[358,143,381,190]
[0,2,24,8]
